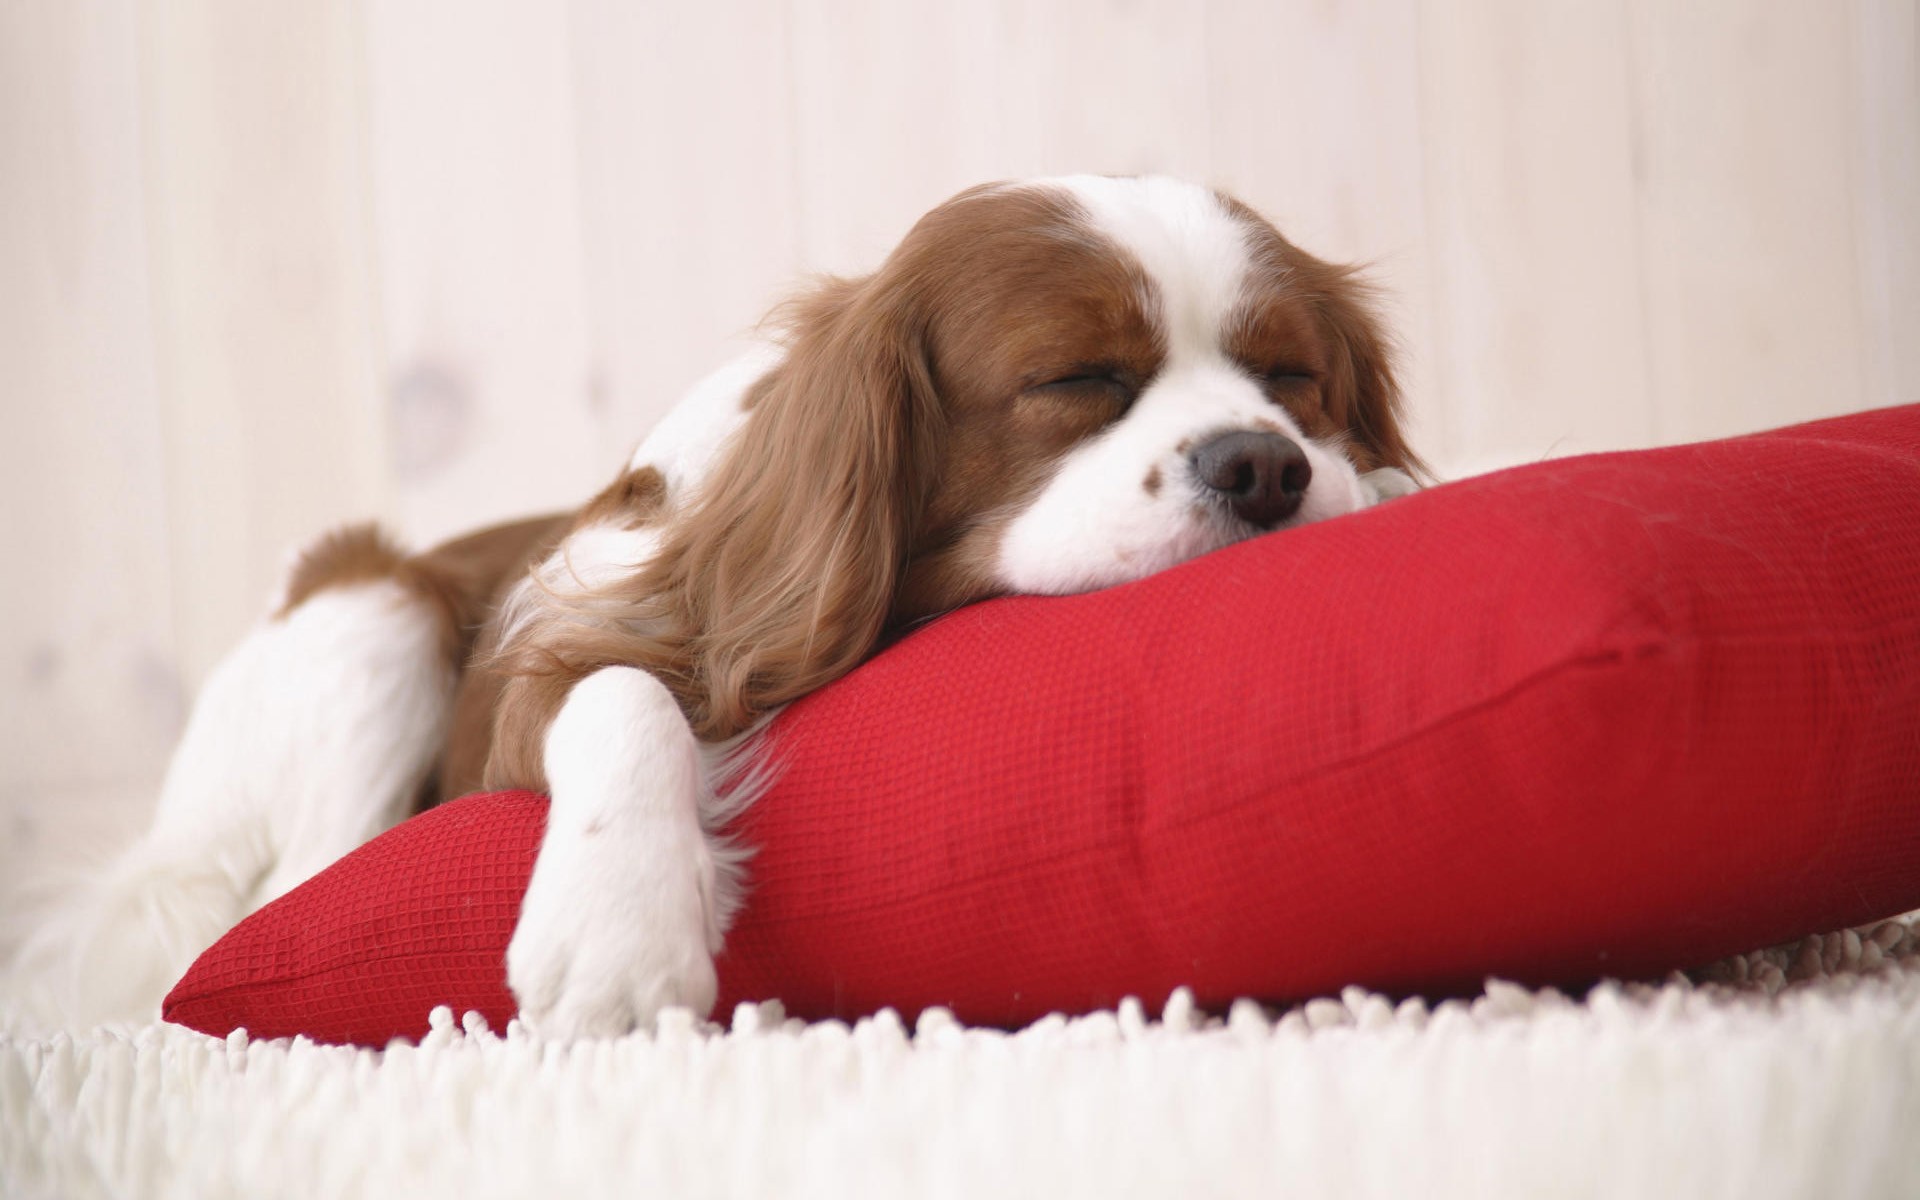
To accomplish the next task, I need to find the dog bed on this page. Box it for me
[164,404,1920,1046]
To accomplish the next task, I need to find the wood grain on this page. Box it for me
[0,1,180,790]
[2,0,1914,809]
[137,0,389,684]
[362,0,599,545]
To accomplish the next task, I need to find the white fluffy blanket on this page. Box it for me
[5,919,1918,1199]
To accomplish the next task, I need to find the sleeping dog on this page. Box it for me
[8,176,1420,1035]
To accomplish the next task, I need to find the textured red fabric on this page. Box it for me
[165,405,1920,1046]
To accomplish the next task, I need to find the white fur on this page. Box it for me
[1360,466,1420,504]
[506,667,721,1037]
[996,177,1382,595]
[1049,174,1254,365]
[626,343,772,491]
[4,574,454,1028]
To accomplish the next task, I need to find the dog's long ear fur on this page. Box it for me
[1213,191,1424,480]
[482,271,940,766]
[1291,255,1426,480]
[656,277,941,737]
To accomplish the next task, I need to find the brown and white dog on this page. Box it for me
[7,176,1421,1035]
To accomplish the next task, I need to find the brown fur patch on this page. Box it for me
[1143,465,1162,496]
[1215,190,1424,479]
[478,670,576,796]
[576,466,667,531]
[277,525,411,618]
[436,659,512,803]
[406,515,571,805]
[885,186,1164,622]
[276,524,471,669]
[450,474,673,795]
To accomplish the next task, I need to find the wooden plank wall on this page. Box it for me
[3,0,1917,818]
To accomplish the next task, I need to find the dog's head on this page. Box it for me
[654,175,1421,735]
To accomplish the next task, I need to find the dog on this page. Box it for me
[6,175,1421,1035]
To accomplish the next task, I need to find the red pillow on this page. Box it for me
[165,405,1920,1046]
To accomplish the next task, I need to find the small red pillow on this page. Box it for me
[166,405,1920,1046]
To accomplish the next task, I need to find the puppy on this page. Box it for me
[5,176,1420,1034]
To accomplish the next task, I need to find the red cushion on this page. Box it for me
[164,405,1920,1046]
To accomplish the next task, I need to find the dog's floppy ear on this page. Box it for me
[1212,190,1425,480]
[1298,257,1426,480]
[655,273,943,739]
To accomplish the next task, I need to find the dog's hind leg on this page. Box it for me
[3,526,461,1029]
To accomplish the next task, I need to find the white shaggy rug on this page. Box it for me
[4,919,1919,1199]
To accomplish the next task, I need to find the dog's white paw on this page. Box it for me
[1359,467,1420,506]
[506,820,721,1040]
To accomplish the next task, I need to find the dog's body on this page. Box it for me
[7,176,1420,1034]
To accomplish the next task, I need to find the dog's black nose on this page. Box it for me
[1189,430,1312,527]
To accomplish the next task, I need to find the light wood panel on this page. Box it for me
[787,0,1022,273]
[361,0,600,544]
[2,0,1917,824]
[1004,0,1215,181]
[0,1,180,790]
[1852,0,1920,411]
[788,0,1219,274]
[1628,0,1869,445]
[1417,0,1655,477]
[1204,0,1442,469]
[1620,2,1873,447]
[567,0,804,453]
[137,0,389,685]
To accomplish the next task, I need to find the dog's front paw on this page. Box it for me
[506,826,720,1040]
[1358,467,1420,506]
